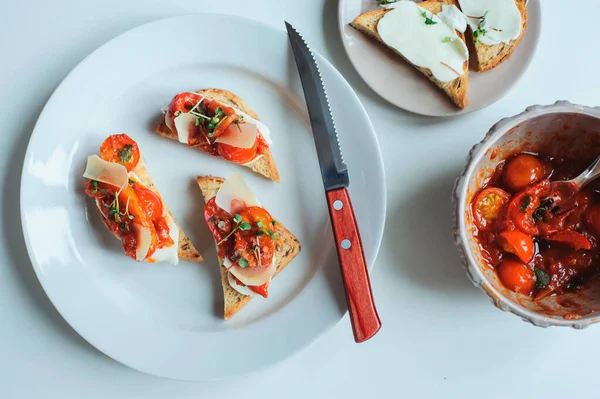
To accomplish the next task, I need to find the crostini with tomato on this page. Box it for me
[156,88,280,182]
[83,134,202,264]
[196,173,300,319]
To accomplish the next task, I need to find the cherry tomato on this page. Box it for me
[586,203,600,235]
[99,134,140,172]
[217,141,258,164]
[249,280,270,298]
[502,154,546,192]
[507,179,551,236]
[496,230,535,263]
[472,188,511,230]
[168,92,203,119]
[497,259,535,294]
[131,183,163,220]
[546,230,592,251]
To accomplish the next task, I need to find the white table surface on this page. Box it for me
[2,0,599,397]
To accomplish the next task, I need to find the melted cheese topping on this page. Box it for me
[458,0,522,45]
[377,1,469,82]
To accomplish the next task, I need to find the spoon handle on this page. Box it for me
[574,155,600,189]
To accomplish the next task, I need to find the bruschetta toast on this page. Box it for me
[197,173,300,319]
[156,89,280,182]
[83,134,202,264]
[457,0,527,72]
[351,0,469,108]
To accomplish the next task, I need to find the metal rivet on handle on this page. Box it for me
[341,239,351,250]
[333,200,343,210]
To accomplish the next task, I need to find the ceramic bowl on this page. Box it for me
[454,101,600,328]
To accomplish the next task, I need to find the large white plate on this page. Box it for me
[338,0,541,116]
[19,14,386,381]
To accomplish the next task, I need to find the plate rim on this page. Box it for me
[337,0,542,117]
[19,13,387,381]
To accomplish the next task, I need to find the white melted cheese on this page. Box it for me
[134,223,153,261]
[214,172,261,214]
[224,257,276,294]
[438,4,467,32]
[377,1,468,82]
[214,121,257,149]
[235,109,272,146]
[227,271,257,297]
[83,155,128,190]
[458,0,522,45]
[173,112,197,144]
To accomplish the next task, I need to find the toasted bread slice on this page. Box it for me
[196,176,301,319]
[156,89,280,182]
[98,158,202,263]
[462,0,527,71]
[351,0,468,109]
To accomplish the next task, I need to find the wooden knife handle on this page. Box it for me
[326,187,381,343]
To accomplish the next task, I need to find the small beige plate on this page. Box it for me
[338,0,541,117]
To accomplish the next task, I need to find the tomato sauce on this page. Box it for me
[471,152,600,299]
[204,197,278,298]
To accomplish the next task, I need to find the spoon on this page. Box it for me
[548,155,600,210]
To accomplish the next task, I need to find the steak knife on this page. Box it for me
[285,22,381,343]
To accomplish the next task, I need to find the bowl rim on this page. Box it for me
[453,100,600,329]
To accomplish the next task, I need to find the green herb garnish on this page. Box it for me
[471,11,488,43]
[520,195,531,213]
[534,267,550,289]
[442,36,452,43]
[217,214,248,245]
[272,220,277,226]
[256,221,264,228]
[118,144,133,163]
[91,180,99,194]
[421,11,437,25]
[238,257,249,268]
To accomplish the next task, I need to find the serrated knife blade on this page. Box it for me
[286,22,381,343]
[285,22,349,191]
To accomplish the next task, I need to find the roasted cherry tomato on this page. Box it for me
[217,141,258,164]
[249,280,270,298]
[472,188,511,230]
[497,259,535,294]
[546,230,592,251]
[168,92,203,119]
[233,206,276,268]
[507,179,551,236]
[132,183,163,221]
[231,275,270,299]
[496,230,535,263]
[99,134,140,172]
[502,154,546,192]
